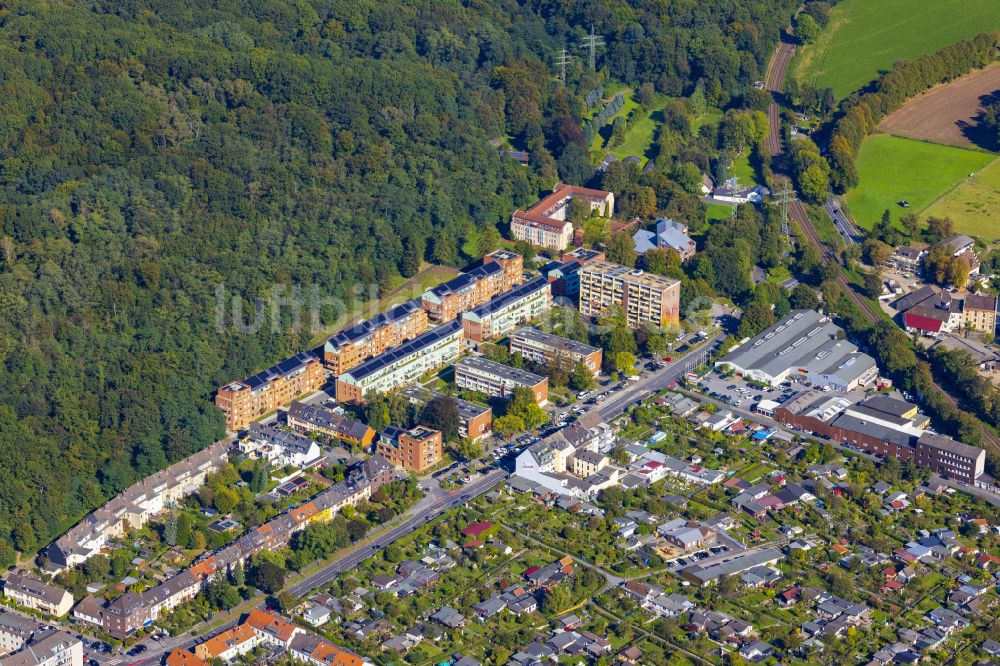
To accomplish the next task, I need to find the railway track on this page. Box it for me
[761,41,1000,455]
[763,41,794,158]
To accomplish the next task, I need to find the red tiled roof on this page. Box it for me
[461,521,494,537]
[245,609,298,642]
[166,650,211,666]
[904,311,945,333]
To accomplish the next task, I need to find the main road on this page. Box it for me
[287,469,507,596]
[596,332,725,421]
[122,333,726,666]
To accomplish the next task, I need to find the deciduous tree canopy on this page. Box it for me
[0,0,795,559]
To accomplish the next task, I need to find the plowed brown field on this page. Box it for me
[880,64,1000,148]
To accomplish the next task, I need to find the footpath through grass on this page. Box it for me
[792,0,1000,99]
[845,134,994,231]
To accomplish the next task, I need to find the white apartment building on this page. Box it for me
[335,320,463,403]
[509,326,602,375]
[461,278,552,342]
[0,630,82,666]
[455,355,549,405]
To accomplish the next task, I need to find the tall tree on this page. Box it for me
[606,231,637,268]
[421,395,461,442]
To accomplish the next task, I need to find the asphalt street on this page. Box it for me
[110,333,726,665]
[825,198,860,247]
[596,332,724,421]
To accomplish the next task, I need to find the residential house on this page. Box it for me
[286,401,375,449]
[632,218,696,262]
[2,574,73,617]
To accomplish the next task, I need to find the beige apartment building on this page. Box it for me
[963,293,997,334]
[579,260,681,330]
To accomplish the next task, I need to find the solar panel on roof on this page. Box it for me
[346,320,462,381]
[467,277,548,317]
[327,299,422,348]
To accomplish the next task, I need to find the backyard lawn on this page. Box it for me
[922,155,1000,240]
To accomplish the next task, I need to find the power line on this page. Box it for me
[771,179,798,253]
[555,48,572,85]
[579,26,605,71]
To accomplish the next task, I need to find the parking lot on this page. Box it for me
[697,372,797,410]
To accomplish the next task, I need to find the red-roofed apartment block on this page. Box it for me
[511,184,614,251]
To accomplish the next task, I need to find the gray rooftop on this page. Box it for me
[511,325,599,357]
[456,355,546,387]
[681,548,783,584]
[918,432,985,461]
[720,310,875,383]
[830,413,913,448]
[399,387,490,421]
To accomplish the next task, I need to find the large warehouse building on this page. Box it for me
[717,310,877,390]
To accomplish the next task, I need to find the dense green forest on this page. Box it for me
[0,0,794,559]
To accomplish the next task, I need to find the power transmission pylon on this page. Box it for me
[580,26,605,71]
[555,48,572,85]
[772,179,798,253]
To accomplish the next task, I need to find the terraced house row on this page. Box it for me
[46,439,231,573]
[71,456,395,638]
[167,609,371,666]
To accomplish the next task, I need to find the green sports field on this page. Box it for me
[792,0,1000,99]
[923,157,1000,240]
[845,134,995,231]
